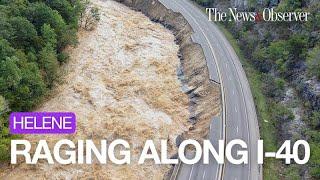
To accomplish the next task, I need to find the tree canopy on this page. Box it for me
[0,0,83,162]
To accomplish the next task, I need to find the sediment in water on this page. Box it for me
[0,0,220,179]
[116,0,221,141]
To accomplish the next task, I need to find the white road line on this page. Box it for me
[202,170,206,180]
[188,165,194,180]
[237,126,239,133]
[235,106,238,113]
[232,90,235,95]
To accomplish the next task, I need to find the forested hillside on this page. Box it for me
[0,0,83,161]
[192,0,319,179]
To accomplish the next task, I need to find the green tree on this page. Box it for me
[26,2,68,49]
[14,62,46,110]
[268,41,288,61]
[277,0,302,11]
[309,111,320,129]
[2,0,28,17]
[267,40,289,73]
[0,134,10,162]
[310,143,320,178]
[306,45,320,79]
[0,96,9,115]
[8,16,38,49]
[262,75,286,99]
[0,38,15,60]
[45,0,77,25]
[0,0,82,163]
[0,57,22,92]
[0,112,11,162]
[253,46,272,72]
[270,102,294,123]
[287,34,307,60]
[0,16,13,41]
[26,51,37,62]
[38,45,59,86]
[57,52,69,63]
[192,0,213,6]
[41,23,57,48]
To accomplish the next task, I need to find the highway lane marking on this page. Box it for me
[214,25,253,180]
[235,106,238,113]
[166,1,226,180]
[188,165,194,180]
[218,36,253,180]
[202,170,206,180]
[232,90,235,95]
[237,126,239,133]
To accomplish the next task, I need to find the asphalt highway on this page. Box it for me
[158,0,262,180]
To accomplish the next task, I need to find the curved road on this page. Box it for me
[159,0,262,180]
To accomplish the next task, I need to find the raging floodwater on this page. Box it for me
[1,0,190,179]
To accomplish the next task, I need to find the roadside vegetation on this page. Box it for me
[192,0,320,179]
[0,0,99,163]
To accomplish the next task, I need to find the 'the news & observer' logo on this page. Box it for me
[206,8,310,22]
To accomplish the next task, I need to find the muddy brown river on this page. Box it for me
[1,0,191,179]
